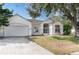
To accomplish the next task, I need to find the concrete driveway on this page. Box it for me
[0,37,53,55]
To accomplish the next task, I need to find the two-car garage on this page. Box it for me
[0,14,32,37]
[4,24,30,37]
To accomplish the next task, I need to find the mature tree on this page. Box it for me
[27,4,41,19]
[32,3,79,37]
[0,4,13,27]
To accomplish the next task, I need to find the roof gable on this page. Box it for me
[8,14,31,25]
[48,16,63,24]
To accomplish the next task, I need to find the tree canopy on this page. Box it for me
[0,4,13,27]
[27,4,41,18]
[34,3,79,23]
[31,3,79,37]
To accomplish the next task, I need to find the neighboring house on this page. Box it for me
[0,14,64,37]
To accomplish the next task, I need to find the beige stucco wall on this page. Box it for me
[31,18,42,35]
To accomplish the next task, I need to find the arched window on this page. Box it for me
[43,24,49,33]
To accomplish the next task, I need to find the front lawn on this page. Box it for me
[32,36,79,55]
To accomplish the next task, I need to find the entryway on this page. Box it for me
[43,23,49,35]
[55,25,60,34]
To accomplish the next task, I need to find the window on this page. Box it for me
[55,25,60,33]
[34,27,38,33]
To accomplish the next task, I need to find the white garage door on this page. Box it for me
[4,25,29,37]
[0,27,4,37]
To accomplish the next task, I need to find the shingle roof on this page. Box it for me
[13,14,43,22]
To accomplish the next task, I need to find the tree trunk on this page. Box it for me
[73,20,79,37]
[74,23,77,37]
[31,17,36,35]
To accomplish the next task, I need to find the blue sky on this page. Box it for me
[3,3,47,20]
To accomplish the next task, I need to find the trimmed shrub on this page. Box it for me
[63,20,72,35]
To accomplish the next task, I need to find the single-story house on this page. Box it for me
[0,14,64,37]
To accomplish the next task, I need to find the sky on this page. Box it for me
[3,3,47,20]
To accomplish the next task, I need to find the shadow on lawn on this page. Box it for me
[52,36,79,44]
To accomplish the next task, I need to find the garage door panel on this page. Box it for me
[4,26,29,36]
[0,28,4,36]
